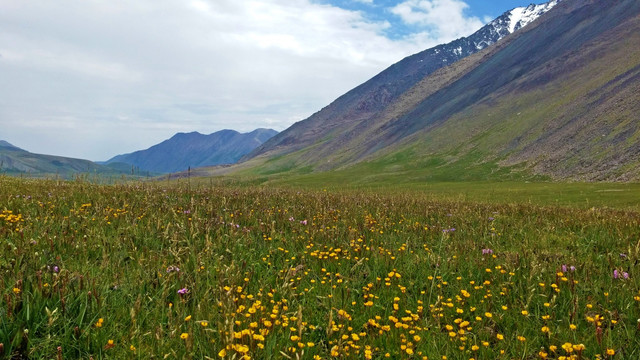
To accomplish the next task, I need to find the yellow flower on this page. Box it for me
[218,349,227,357]
[184,315,192,321]
[573,344,585,351]
[12,288,21,294]
[496,333,504,340]
[201,321,208,327]
[290,335,300,342]
[130,345,136,351]
[107,339,114,345]
[180,333,189,340]
[541,326,550,333]
[606,348,615,356]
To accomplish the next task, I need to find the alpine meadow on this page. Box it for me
[1,0,640,359]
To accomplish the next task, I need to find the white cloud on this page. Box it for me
[0,0,486,160]
[391,0,484,42]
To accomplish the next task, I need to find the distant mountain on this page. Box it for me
[0,140,130,178]
[106,128,278,173]
[241,0,640,182]
[0,140,24,151]
[245,0,560,161]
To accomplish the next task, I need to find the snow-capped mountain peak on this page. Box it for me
[507,1,560,33]
[415,0,560,66]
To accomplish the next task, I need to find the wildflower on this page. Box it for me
[219,349,227,357]
[12,288,20,295]
[201,321,208,327]
[178,288,188,295]
[606,348,615,356]
[184,315,192,321]
[562,342,573,353]
[180,333,189,340]
[541,326,550,333]
[130,345,136,351]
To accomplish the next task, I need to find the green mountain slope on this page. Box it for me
[240,0,640,182]
[0,141,131,178]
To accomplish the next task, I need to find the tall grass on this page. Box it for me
[1,175,638,359]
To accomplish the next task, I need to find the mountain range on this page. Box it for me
[1,128,277,177]
[105,128,278,173]
[240,0,640,182]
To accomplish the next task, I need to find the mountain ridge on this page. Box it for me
[244,0,561,162]
[0,140,133,177]
[237,0,640,182]
[106,128,278,173]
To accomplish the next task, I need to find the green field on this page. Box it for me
[1,175,639,359]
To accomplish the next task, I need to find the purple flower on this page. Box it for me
[482,248,494,255]
[613,269,619,279]
[620,253,628,259]
[623,272,630,279]
[562,264,567,273]
[289,217,295,221]
[167,266,180,273]
[488,217,495,221]
[178,288,188,295]
[53,266,59,273]
[570,266,576,272]
[300,220,308,225]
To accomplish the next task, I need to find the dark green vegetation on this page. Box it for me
[105,129,278,174]
[243,0,640,182]
[1,176,639,359]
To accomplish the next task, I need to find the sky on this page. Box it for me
[0,0,545,161]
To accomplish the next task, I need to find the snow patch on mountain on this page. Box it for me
[507,0,559,33]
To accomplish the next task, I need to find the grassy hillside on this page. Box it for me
[0,148,131,179]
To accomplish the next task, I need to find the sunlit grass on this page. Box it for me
[1,175,639,359]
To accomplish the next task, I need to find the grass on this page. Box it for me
[1,175,640,359]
